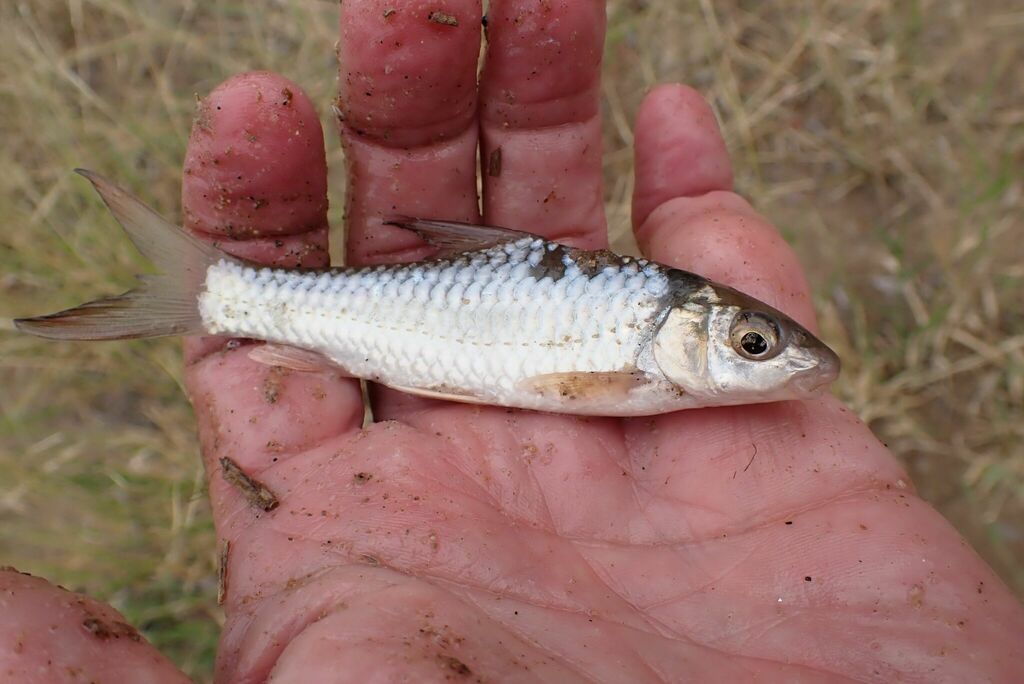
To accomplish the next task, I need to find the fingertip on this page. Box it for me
[180,72,331,362]
[181,71,332,364]
[639,194,819,331]
[632,84,733,229]
[183,71,328,254]
[189,350,364,475]
[480,0,605,129]
[338,0,481,147]
[0,569,189,683]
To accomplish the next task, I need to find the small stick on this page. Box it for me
[217,540,230,606]
[220,457,279,512]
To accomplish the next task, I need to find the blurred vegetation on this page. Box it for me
[1,0,1021,680]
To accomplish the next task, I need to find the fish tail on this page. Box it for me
[14,169,223,341]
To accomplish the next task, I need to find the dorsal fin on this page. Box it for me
[384,217,536,258]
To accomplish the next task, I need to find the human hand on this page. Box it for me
[3,1,1023,682]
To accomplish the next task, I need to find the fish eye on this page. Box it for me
[730,311,783,360]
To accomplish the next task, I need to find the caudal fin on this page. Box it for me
[14,170,224,341]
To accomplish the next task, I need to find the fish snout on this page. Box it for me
[787,347,841,395]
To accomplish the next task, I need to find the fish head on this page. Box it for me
[652,281,840,404]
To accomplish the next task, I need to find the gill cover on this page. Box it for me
[651,301,712,396]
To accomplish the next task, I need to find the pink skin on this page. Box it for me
[3,1,1023,682]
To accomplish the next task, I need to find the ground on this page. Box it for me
[0,1,1021,680]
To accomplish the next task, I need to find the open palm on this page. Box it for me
[3,1,1022,682]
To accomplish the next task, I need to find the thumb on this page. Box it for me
[632,84,818,332]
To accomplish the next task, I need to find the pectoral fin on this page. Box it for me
[519,370,651,401]
[247,344,347,374]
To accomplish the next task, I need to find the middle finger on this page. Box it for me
[480,0,608,246]
[339,0,483,266]
[338,0,484,419]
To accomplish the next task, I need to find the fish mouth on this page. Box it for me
[787,351,841,395]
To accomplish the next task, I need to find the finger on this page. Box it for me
[181,73,364,538]
[338,0,482,266]
[479,0,607,246]
[338,0,482,419]
[632,84,817,330]
[0,568,189,683]
[631,84,733,228]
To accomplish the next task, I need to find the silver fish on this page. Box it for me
[14,171,840,416]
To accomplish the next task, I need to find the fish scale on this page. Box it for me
[198,238,671,406]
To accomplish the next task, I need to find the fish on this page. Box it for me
[14,170,840,416]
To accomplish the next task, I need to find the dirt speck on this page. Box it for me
[488,147,502,177]
[193,95,213,132]
[566,248,622,275]
[438,654,472,676]
[353,472,373,484]
[82,616,141,642]
[908,583,925,607]
[263,367,286,404]
[428,11,458,26]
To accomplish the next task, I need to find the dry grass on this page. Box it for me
[1,0,1021,679]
